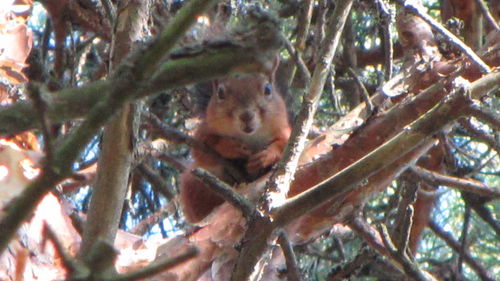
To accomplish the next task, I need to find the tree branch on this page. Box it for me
[136,163,177,201]
[428,220,495,281]
[191,168,255,220]
[231,1,355,280]
[376,0,395,80]
[145,112,247,181]
[474,0,500,31]
[401,1,491,73]
[273,83,472,226]
[379,224,436,281]
[0,0,229,256]
[410,166,500,198]
[114,247,198,281]
[79,0,150,259]
[0,17,283,137]
[349,217,390,257]
[277,230,303,281]
[130,201,177,236]
[467,100,500,130]
[459,118,500,156]
[347,67,374,115]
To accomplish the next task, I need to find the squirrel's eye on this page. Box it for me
[264,83,272,96]
[217,86,225,100]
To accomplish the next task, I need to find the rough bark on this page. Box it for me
[79,0,150,258]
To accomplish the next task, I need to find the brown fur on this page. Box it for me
[180,72,291,223]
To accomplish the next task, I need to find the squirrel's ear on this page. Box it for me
[212,79,219,95]
[267,55,280,83]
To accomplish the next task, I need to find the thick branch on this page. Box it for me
[402,1,491,73]
[137,0,220,76]
[266,0,354,213]
[79,0,149,259]
[0,20,283,137]
[231,1,355,280]
[273,76,496,226]
[0,0,231,256]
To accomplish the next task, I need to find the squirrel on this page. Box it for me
[180,64,291,223]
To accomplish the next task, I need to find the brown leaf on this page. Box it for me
[0,16,33,84]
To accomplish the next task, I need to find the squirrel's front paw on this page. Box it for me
[247,146,280,176]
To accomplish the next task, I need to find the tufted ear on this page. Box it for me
[267,55,280,83]
[211,79,219,97]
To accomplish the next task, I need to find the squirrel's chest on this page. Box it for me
[238,128,273,153]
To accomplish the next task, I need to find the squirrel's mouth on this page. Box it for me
[242,124,255,134]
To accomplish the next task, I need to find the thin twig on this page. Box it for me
[402,1,491,73]
[294,0,314,51]
[157,153,187,172]
[295,244,341,262]
[313,0,329,61]
[101,0,116,24]
[379,224,434,281]
[376,0,394,80]
[398,205,414,256]
[277,230,303,281]
[136,163,176,200]
[474,0,500,31]
[41,17,52,62]
[134,139,187,172]
[43,223,88,278]
[326,247,375,281]
[145,112,245,180]
[347,67,374,116]
[462,194,500,236]
[27,83,53,163]
[131,201,177,236]
[283,38,311,83]
[428,220,495,281]
[144,112,205,146]
[410,166,500,198]
[393,177,418,254]
[457,206,471,274]
[191,168,255,220]
[467,100,500,130]
[349,217,390,257]
[332,237,345,262]
[459,118,500,156]
[114,246,198,281]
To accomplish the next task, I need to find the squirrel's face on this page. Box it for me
[207,74,281,148]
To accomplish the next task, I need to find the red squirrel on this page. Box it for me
[180,67,291,223]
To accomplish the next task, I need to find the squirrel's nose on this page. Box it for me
[239,111,254,123]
